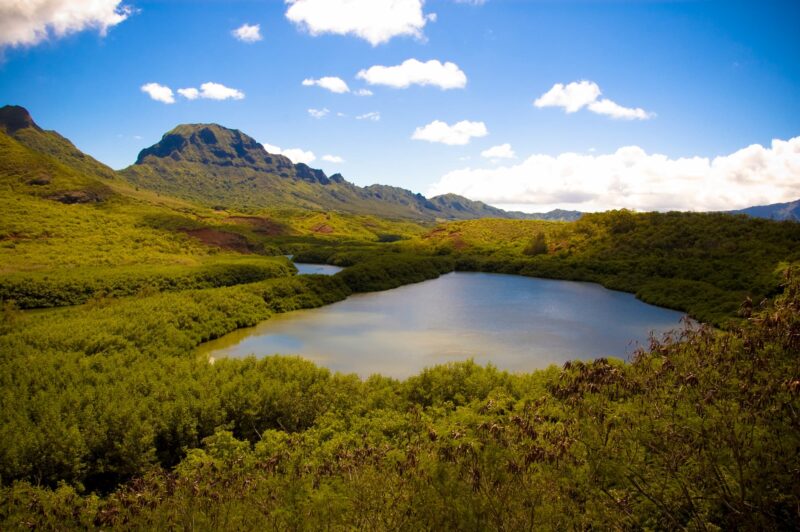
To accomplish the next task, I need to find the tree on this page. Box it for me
[524,232,548,256]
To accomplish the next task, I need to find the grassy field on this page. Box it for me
[2,123,800,529]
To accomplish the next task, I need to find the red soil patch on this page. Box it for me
[311,223,334,234]
[227,216,288,236]
[422,228,448,239]
[181,228,255,253]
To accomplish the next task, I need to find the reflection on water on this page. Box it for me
[294,262,343,275]
[198,272,686,378]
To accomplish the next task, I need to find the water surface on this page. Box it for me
[294,262,343,275]
[199,272,685,378]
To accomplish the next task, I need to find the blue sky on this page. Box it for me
[1,0,799,212]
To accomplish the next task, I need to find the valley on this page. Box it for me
[1,105,799,529]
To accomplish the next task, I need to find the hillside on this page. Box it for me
[2,105,800,530]
[120,121,571,221]
[729,198,800,221]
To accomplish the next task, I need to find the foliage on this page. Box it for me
[419,211,800,325]
[1,273,798,529]
[0,256,295,309]
[523,231,548,256]
[2,111,800,529]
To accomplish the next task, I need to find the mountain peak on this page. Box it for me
[134,123,290,171]
[0,105,41,135]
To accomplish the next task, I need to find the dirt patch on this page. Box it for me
[423,228,448,239]
[47,190,102,204]
[450,235,467,251]
[181,228,255,253]
[311,223,334,234]
[26,173,51,186]
[227,216,288,236]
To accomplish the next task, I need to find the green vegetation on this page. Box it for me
[1,272,798,529]
[415,212,800,325]
[0,256,295,308]
[2,107,800,528]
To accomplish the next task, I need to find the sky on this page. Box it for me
[1,0,799,213]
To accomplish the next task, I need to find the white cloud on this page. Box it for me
[141,83,175,104]
[357,59,467,89]
[308,107,330,119]
[302,76,350,94]
[166,83,244,102]
[282,148,316,165]
[177,87,199,100]
[322,154,344,163]
[534,81,600,113]
[261,142,316,165]
[262,143,283,154]
[197,82,244,100]
[481,143,515,159]
[355,88,373,96]
[356,111,381,121]
[534,80,653,120]
[232,23,262,43]
[427,137,800,212]
[587,98,653,120]
[412,120,488,146]
[285,0,428,46]
[0,0,131,48]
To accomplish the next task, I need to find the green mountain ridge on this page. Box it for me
[0,105,118,182]
[119,120,580,221]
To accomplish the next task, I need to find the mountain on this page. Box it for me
[120,122,574,221]
[427,193,581,221]
[0,106,578,222]
[0,105,117,182]
[729,199,800,221]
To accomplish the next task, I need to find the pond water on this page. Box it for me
[198,272,686,378]
[294,262,343,275]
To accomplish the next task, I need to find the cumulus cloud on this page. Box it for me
[302,76,350,94]
[232,23,262,43]
[141,83,175,104]
[356,111,381,121]
[177,87,199,100]
[197,82,244,100]
[355,88,373,96]
[534,80,653,120]
[481,143,515,159]
[262,143,283,154]
[357,59,467,90]
[322,154,344,163]
[0,0,132,48]
[285,0,428,46]
[308,107,330,119]
[412,120,488,145]
[427,137,800,212]
[262,142,316,165]
[282,148,316,165]
[168,83,243,101]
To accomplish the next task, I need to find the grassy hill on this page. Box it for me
[2,104,800,529]
[119,120,573,221]
[0,108,428,307]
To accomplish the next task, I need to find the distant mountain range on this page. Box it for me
[119,121,580,221]
[728,199,800,222]
[0,104,580,222]
[2,105,794,224]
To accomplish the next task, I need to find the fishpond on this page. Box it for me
[293,262,344,275]
[199,271,686,378]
